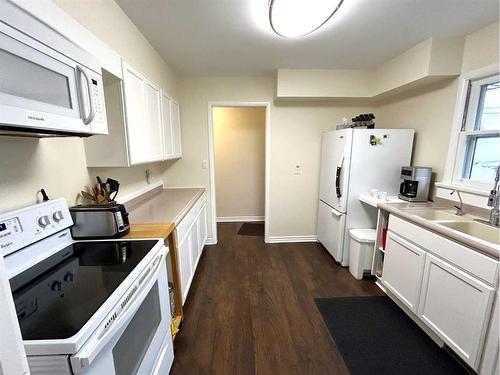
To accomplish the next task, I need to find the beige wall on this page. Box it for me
[0,0,177,212]
[54,0,177,94]
[163,76,375,239]
[276,37,464,100]
[213,107,265,219]
[376,79,459,181]
[0,137,91,212]
[461,22,499,74]
[376,22,499,184]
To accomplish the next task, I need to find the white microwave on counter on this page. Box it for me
[0,0,108,137]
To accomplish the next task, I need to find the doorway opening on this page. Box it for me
[208,102,270,243]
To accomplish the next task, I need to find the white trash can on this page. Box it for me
[349,229,376,280]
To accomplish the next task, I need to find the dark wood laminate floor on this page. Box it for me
[171,223,384,375]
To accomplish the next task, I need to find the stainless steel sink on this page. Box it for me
[436,221,500,245]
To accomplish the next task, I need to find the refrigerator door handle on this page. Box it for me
[330,208,343,217]
[335,154,345,198]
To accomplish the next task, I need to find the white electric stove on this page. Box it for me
[0,198,174,375]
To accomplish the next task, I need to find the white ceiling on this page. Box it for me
[116,0,499,77]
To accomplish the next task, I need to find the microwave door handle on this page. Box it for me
[76,66,95,125]
[71,251,164,370]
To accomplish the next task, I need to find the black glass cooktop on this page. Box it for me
[10,240,158,340]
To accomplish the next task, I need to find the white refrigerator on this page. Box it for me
[317,128,414,266]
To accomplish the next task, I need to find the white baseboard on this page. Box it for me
[205,234,317,244]
[266,235,318,243]
[205,237,217,245]
[216,216,264,223]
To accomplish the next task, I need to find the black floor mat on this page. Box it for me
[237,222,264,236]
[315,296,470,375]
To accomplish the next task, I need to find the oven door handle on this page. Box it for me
[71,249,165,372]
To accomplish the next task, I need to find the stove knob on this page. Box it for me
[63,272,74,282]
[37,215,50,228]
[51,280,62,292]
[53,210,64,223]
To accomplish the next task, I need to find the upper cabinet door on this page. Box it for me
[160,92,174,159]
[122,61,163,165]
[143,80,163,162]
[122,62,146,165]
[170,100,182,158]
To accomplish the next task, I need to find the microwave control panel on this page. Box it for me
[90,74,105,123]
[0,198,73,257]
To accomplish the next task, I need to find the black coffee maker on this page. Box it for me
[398,166,432,202]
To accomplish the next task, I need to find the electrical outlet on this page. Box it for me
[201,160,208,169]
[146,169,153,184]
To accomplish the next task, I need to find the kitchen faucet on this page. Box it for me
[487,165,500,227]
[450,190,464,216]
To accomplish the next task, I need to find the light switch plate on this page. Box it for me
[201,160,208,169]
[294,164,302,175]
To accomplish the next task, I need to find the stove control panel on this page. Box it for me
[0,198,73,257]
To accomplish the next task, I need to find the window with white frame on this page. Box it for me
[453,74,500,189]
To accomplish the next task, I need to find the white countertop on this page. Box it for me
[359,193,405,208]
[125,187,205,225]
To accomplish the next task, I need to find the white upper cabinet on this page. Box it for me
[160,92,182,160]
[121,62,146,164]
[160,91,174,159]
[84,60,181,167]
[170,99,182,159]
[142,80,163,163]
[122,61,163,165]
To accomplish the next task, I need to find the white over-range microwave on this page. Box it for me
[0,0,108,137]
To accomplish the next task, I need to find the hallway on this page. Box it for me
[171,223,383,375]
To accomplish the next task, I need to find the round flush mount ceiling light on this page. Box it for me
[269,0,344,38]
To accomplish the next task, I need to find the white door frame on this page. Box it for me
[207,101,271,243]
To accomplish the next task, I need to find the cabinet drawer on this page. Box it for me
[176,193,206,242]
[388,215,498,285]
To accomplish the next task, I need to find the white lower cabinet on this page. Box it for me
[177,234,192,303]
[381,215,499,372]
[176,195,208,304]
[189,217,200,271]
[418,254,495,368]
[382,231,426,313]
[199,205,207,252]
